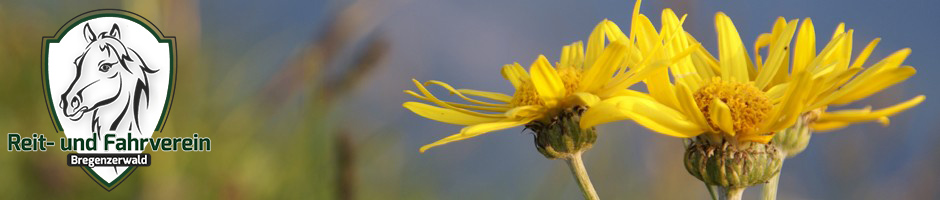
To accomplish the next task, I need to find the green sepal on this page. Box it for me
[529,106,597,159]
[684,136,783,188]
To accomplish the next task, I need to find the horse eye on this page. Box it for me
[99,63,113,72]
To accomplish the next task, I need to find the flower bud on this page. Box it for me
[773,110,818,157]
[684,136,783,187]
[528,106,597,159]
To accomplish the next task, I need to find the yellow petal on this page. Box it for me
[645,64,681,110]
[403,102,503,125]
[601,43,699,98]
[752,18,794,88]
[602,20,629,42]
[739,134,774,143]
[832,30,854,70]
[813,28,853,76]
[763,72,811,131]
[633,14,661,53]
[755,19,798,89]
[806,33,847,75]
[419,118,535,153]
[410,79,506,118]
[754,33,774,68]
[770,17,787,37]
[849,38,881,69]
[833,66,915,104]
[629,0,643,41]
[457,89,512,103]
[817,95,925,124]
[579,98,632,128]
[419,133,468,153]
[769,44,791,87]
[404,90,510,112]
[580,96,703,137]
[709,98,735,136]
[560,42,573,69]
[636,13,690,111]
[570,92,601,107]
[765,82,788,102]
[832,23,845,41]
[459,118,532,135]
[529,55,566,107]
[811,67,862,102]
[605,89,656,100]
[627,97,705,138]
[810,49,910,107]
[851,48,910,81]
[715,12,750,83]
[579,41,627,92]
[560,41,585,69]
[501,63,529,89]
[752,18,784,79]
[811,121,850,132]
[425,80,509,107]
[633,12,687,71]
[585,20,609,69]
[676,82,710,129]
[662,10,701,90]
[505,105,543,120]
[690,39,721,77]
[793,18,816,74]
[660,9,684,40]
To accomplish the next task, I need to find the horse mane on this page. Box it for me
[127,48,158,133]
[96,34,159,133]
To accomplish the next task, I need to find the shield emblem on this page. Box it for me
[41,9,176,191]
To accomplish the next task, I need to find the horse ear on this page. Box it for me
[83,23,96,43]
[108,24,121,40]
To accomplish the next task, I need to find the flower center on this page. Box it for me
[693,78,772,134]
[511,67,582,107]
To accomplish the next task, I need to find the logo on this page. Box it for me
[40,9,176,191]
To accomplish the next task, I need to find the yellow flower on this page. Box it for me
[404,0,697,153]
[761,18,925,131]
[582,12,924,143]
[580,12,815,143]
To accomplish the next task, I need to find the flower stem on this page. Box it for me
[566,152,599,200]
[761,172,780,200]
[706,184,719,200]
[718,187,745,200]
[761,152,786,200]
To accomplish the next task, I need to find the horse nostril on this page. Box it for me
[70,97,80,109]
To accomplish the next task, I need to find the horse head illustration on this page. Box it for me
[59,23,158,138]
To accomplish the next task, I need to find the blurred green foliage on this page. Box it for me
[0,1,389,199]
